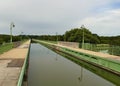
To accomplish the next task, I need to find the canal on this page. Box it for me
[28,43,120,86]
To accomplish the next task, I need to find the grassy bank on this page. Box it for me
[0,43,13,54]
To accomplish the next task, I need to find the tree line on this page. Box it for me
[29,27,120,46]
[0,34,29,44]
[0,26,120,46]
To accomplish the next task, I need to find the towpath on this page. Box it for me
[56,44,120,61]
[0,40,30,86]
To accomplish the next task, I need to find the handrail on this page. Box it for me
[17,40,31,86]
[17,54,28,86]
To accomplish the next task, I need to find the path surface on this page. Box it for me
[56,44,120,61]
[0,40,30,86]
[37,40,120,61]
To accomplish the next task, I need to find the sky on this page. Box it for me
[0,0,120,36]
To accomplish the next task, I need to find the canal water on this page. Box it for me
[28,43,119,86]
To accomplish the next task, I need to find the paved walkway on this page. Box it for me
[37,40,120,61]
[0,40,30,86]
[56,44,120,61]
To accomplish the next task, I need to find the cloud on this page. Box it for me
[0,0,120,36]
[77,9,120,36]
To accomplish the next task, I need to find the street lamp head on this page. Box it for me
[10,22,15,28]
[13,24,15,27]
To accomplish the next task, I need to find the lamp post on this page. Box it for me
[56,32,58,43]
[81,25,85,49]
[10,22,15,43]
[21,32,23,41]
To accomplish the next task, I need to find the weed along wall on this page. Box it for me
[33,39,120,75]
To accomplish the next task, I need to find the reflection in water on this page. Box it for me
[28,43,119,86]
[55,53,58,61]
[47,49,49,54]
[55,50,120,86]
[78,67,83,82]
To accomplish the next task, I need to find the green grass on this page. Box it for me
[0,40,29,54]
[0,43,13,54]
[42,40,57,44]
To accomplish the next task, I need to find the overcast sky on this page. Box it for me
[0,0,120,36]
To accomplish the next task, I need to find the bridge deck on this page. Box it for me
[56,44,120,61]
[0,40,30,86]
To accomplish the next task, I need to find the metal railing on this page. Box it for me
[79,43,120,56]
[17,41,31,86]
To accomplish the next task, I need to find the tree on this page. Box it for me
[63,26,100,44]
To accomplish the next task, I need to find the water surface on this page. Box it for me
[28,43,118,86]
